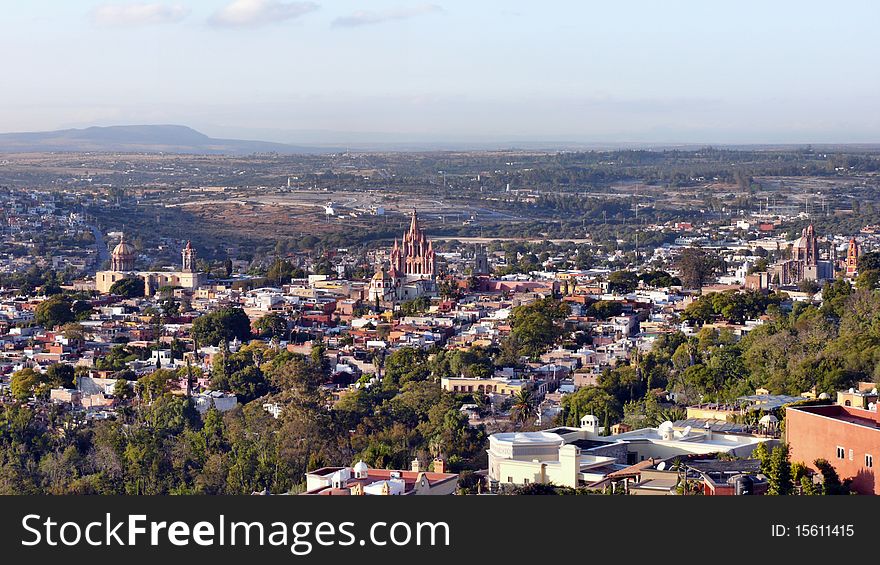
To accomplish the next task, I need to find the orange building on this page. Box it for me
[786,404,880,495]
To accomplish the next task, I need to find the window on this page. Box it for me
[837,446,845,459]
[867,454,874,468]
[507,477,513,483]
[523,478,530,485]
[849,449,854,461]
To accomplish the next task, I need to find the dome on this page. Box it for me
[112,235,135,257]
[759,414,778,425]
[658,420,675,433]
[372,267,392,282]
[818,392,831,400]
[353,460,369,478]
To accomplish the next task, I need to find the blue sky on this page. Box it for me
[0,0,878,144]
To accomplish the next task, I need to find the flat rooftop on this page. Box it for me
[491,431,565,445]
[570,438,616,450]
[673,418,750,434]
[791,404,880,430]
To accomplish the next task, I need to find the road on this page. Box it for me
[89,224,110,268]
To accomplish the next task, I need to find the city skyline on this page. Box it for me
[1,0,878,145]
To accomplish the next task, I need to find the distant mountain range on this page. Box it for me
[0,124,876,154]
[0,125,333,155]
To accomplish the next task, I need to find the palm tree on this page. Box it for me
[650,407,687,426]
[512,389,536,428]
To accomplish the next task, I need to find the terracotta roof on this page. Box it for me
[605,458,659,479]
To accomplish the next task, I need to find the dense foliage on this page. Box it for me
[0,342,487,494]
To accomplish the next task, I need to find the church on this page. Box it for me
[368,210,437,304]
[768,224,834,286]
[95,235,204,295]
[845,236,860,278]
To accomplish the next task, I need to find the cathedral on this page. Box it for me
[369,210,437,304]
[390,209,437,278]
[769,224,834,286]
[96,235,204,295]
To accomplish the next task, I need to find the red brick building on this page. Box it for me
[786,404,880,495]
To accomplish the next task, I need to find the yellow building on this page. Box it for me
[440,376,529,396]
[96,237,203,296]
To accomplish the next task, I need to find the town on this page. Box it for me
[1,147,879,497]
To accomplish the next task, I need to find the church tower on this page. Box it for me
[391,209,436,280]
[182,240,196,273]
[792,224,820,266]
[846,237,860,277]
[474,245,489,276]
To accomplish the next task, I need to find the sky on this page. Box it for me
[0,0,878,145]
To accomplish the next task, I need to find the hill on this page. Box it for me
[0,125,331,155]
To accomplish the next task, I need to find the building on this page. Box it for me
[487,430,621,489]
[687,458,769,495]
[474,245,490,276]
[391,209,437,279]
[368,210,436,304]
[440,375,530,396]
[486,415,772,489]
[845,237,860,278]
[192,391,239,414]
[837,382,878,409]
[96,237,204,295]
[685,390,802,422]
[768,224,834,286]
[303,459,458,495]
[786,403,880,495]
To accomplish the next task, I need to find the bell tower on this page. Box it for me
[846,237,860,277]
[182,241,196,273]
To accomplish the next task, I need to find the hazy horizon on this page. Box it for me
[2,1,878,145]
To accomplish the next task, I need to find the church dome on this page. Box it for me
[372,267,392,281]
[112,237,135,258]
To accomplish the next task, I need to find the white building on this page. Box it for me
[193,391,238,414]
[487,414,773,489]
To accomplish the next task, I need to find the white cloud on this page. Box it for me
[332,4,442,28]
[91,3,190,27]
[209,0,318,28]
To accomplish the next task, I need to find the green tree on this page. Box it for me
[35,296,76,329]
[10,368,42,400]
[560,386,621,427]
[191,307,252,347]
[383,348,430,391]
[109,277,145,298]
[511,389,536,427]
[266,259,294,286]
[45,363,75,388]
[813,458,850,495]
[607,271,638,294]
[509,298,570,359]
[113,378,135,400]
[767,444,793,495]
[254,313,286,339]
[677,247,724,291]
[589,300,624,320]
